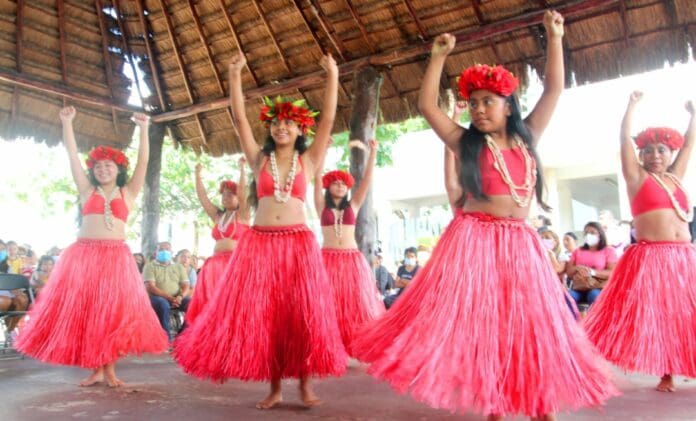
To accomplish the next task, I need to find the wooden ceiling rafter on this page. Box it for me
[156,0,208,144]
[343,0,376,54]
[401,0,427,41]
[11,0,25,124]
[94,0,121,134]
[468,0,504,65]
[250,0,292,74]
[57,0,69,107]
[135,0,167,111]
[308,0,349,61]
[113,0,146,106]
[217,0,260,86]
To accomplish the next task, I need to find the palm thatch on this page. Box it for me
[1,0,695,155]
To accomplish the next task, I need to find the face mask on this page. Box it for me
[156,250,172,263]
[585,233,600,247]
[0,251,6,261]
[542,238,555,250]
[404,258,416,266]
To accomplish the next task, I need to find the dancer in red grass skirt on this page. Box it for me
[584,92,696,393]
[313,138,385,355]
[16,107,167,387]
[352,11,618,420]
[174,53,346,409]
[185,157,251,325]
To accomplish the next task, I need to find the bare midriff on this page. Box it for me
[253,196,308,226]
[78,215,127,240]
[462,195,532,219]
[214,238,238,253]
[321,225,358,249]
[633,210,691,242]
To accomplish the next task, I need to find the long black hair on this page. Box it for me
[324,188,350,211]
[456,95,550,211]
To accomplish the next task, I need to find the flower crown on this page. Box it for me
[86,146,128,169]
[635,127,684,150]
[219,180,237,194]
[322,170,355,189]
[260,96,319,135]
[458,64,519,100]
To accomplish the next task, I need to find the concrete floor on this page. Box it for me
[1,352,695,421]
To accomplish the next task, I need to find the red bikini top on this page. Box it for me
[211,216,249,241]
[81,189,129,222]
[256,155,307,202]
[479,147,531,196]
[630,174,689,217]
[320,205,356,226]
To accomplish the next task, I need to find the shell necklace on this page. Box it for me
[97,186,120,230]
[333,209,344,238]
[217,210,237,238]
[270,150,299,203]
[484,134,536,207]
[648,172,692,222]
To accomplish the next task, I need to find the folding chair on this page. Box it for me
[0,273,35,355]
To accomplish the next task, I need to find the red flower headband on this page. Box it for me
[219,180,237,195]
[635,127,684,150]
[458,64,519,100]
[85,145,128,169]
[260,96,319,135]
[322,170,355,189]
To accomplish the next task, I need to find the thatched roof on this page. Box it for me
[1,0,695,155]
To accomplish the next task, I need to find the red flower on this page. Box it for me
[322,170,355,189]
[85,145,129,169]
[219,180,237,194]
[259,96,318,135]
[458,64,519,100]
[635,127,684,150]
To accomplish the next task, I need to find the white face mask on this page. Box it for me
[404,258,416,266]
[585,233,600,247]
[542,238,555,250]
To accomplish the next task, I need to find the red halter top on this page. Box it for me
[630,174,689,217]
[211,215,249,241]
[81,189,129,222]
[320,205,356,226]
[466,147,533,199]
[256,155,307,202]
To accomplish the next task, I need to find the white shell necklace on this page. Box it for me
[648,172,693,222]
[96,186,120,230]
[217,210,237,237]
[270,150,299,203]
[484,134,536,207]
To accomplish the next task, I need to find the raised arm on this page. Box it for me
[229,53,261,171]
[670,100,696,179]
[445,103,465,212]
[194,163,219,221]
[524,10,565,144]
[351,139,377,210]
[312,138,332,217]
[306,54,338,172]
[621,92,643,186]
[418,34,463,154]
[237,156,251,223]
[59,106,92,197]
[124,113,150,200]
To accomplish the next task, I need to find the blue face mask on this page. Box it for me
[0,250,7,261]
[404,257,416,266]
[156,250,172,263]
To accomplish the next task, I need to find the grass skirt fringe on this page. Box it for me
[174,225,347,382]
[352,212,618,417]
[322,248,385,356]
[185,250,235,325]
[584,241,696,377]
[16,239,168,368]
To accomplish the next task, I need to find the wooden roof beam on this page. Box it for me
[57,0,68,107]
[113,0,146,106]
[152,0,619,123]
[135,0,167,111]
[250,0,292,74]
[0,68,144,113]
[94,0,121,134]
[401,0,427,41]
[343,0,375,53]
[217,0,260,86]
[308,0,349,60]
[12,0,24,124]
[157,0,207,144]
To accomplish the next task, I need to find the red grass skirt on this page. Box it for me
[15,239,168,368]
[185,250,235,325]
[173,225,347,382]
[352,212,618,417]
[584,241,696,377]
[322,248,385,356]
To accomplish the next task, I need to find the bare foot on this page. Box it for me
[256,390,283,409]
[300,378,322,408]
[79,368,104,387]
[104,363,125,388]
[656,375,676,392]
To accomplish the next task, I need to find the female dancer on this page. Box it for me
[584,92,696,392]
[16,106,167,386]
[445,101,466,213]
[313,139,384,354]
[352,11,617,420]
[185,157,250,324]
[174,53,346,408]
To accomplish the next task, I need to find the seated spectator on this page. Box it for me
[562,231,578,256]
[0,240,8,273]
[540,230,569,283]
[0,241,29,333]
[21,249,37,279]
[30,255,55,296]
[143,242,191,340]
[175,249,197,292]
[533,215,552,234]
[384,247,420,309]
[133,253,145,273]
[565,222,617,308]
[372,253,394,299]
[4,241,23,275]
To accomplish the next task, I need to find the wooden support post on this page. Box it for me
[141,122,166,258]
[348,66,383,261]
